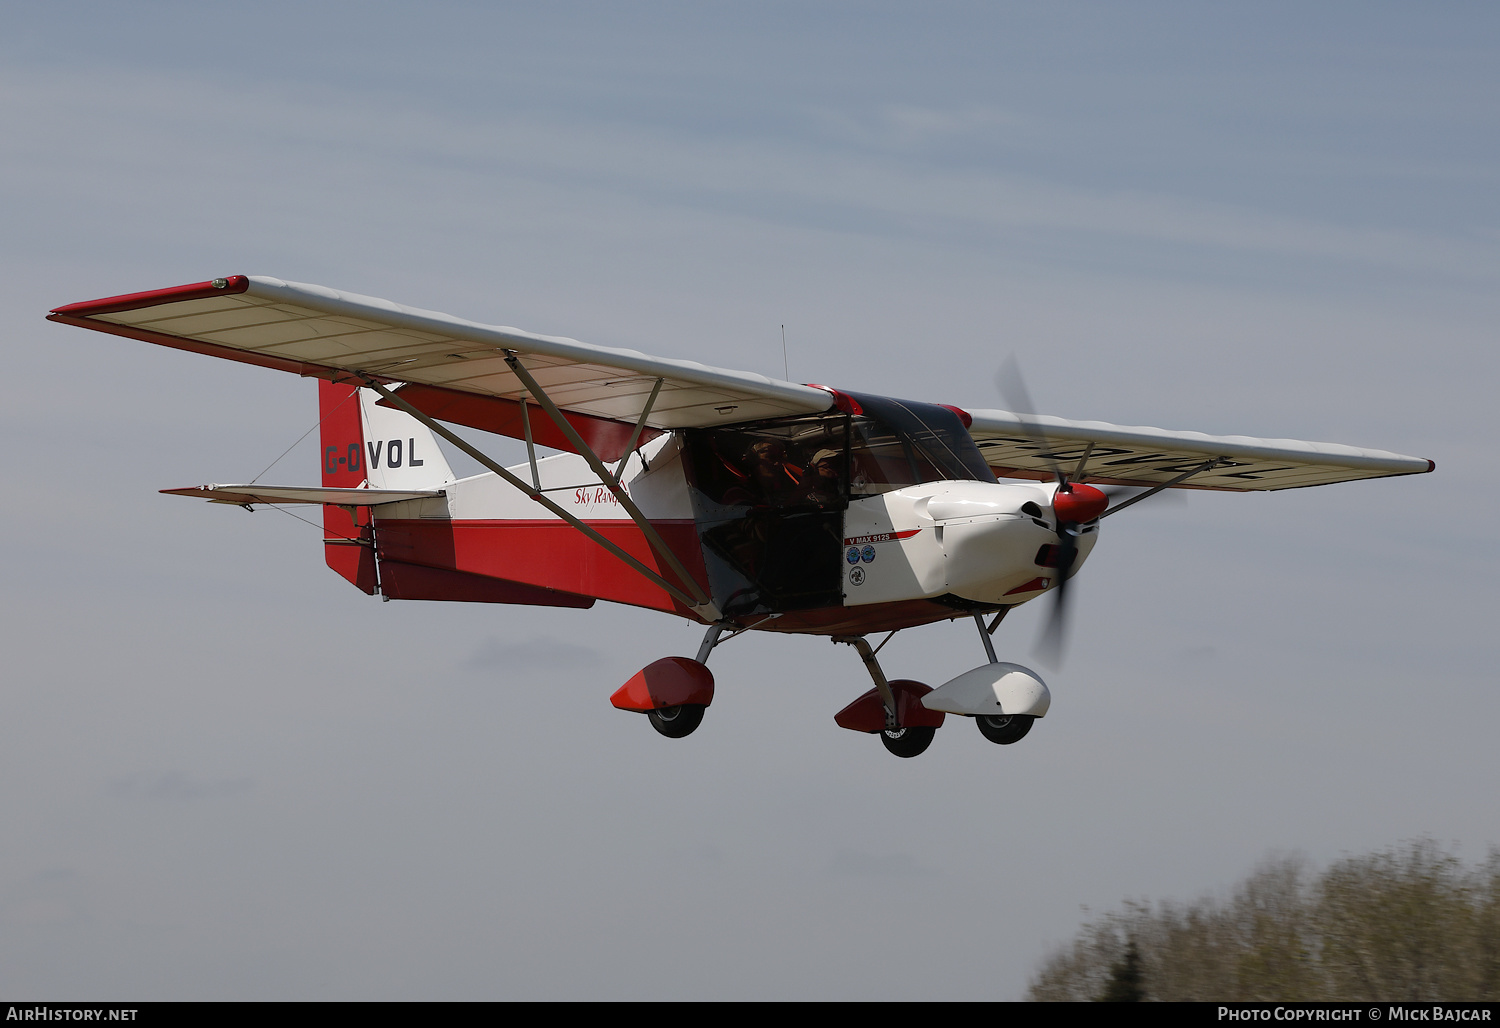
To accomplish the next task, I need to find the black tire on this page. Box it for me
[648,703,706,739]
[976,714,1034,745]
[880,726,936,758]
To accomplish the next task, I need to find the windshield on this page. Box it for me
[843,391,993,495]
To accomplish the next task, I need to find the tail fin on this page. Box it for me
[317,380,456,594]
[355,388,454,490]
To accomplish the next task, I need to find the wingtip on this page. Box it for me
[49,276,250,318]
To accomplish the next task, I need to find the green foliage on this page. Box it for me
[1028,841,1500,1002]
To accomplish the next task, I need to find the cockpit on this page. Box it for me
[686,393,990,510]
[682,392,992,615]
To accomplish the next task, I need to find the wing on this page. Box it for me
[966,409,1433,491]
[49,276,833,436]
[48,276,1432,491]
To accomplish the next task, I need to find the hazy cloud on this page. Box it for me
[828,849,940,878]
[464,636,605,671]
[108,771,253,801]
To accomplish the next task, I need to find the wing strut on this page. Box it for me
[359,378,711,613]
[1098,458,1226,518]
[614,377,664,481]
[501,353,710,607]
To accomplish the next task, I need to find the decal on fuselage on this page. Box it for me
[573,486,625,508]
[842,530,920,546]
[324,444,363,476]
[366,439,426,470]
[845,544,877,564]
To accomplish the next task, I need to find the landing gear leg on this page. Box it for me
[833,635,900,730]
[974,609,1005,663]
[696,623,726,664]
[833,635,945,758]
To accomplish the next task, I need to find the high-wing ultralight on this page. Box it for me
[49,276,1434,756]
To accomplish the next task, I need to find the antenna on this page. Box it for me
[781,324,789,381]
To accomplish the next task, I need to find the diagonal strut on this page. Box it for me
[358,377,710,612]
[501,353,709,606]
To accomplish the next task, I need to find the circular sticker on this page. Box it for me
[848,566,866,586]
[846,546,861,565]
[861,545,876,563]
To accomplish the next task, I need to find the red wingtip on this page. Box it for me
[50,276,250,318]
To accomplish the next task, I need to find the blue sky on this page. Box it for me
[2,2,1496,999]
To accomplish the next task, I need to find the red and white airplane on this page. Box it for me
[50,276,1435,757]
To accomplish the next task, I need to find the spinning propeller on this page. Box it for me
[995,358,1141,666]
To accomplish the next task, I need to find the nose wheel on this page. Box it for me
[976,713,1034,745]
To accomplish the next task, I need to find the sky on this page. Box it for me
[2,1,1496,1000]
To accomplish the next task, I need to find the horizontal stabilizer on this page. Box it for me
[162,484,443,506]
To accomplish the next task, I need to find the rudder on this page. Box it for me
[319,379,377,593]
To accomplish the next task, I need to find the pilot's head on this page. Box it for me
[809,448,841,478]
[750,441,787,466]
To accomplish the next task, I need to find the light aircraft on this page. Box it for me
[49,276,1435,757]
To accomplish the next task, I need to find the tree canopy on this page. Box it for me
[1029,840,1500,1002]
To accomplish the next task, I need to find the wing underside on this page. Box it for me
[49,275,833,431]
[966,410,1432,491]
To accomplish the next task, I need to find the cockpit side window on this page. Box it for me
[682,414,849,615]
[848,418,923,493]
[684,415,849,512]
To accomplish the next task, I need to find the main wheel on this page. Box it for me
[976,713,1034,745]
[880,726,936,758]
[648,703,706,739]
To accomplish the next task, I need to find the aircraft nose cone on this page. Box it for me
[1053,483,1108,523]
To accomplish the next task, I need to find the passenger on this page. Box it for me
[744,439,803,505]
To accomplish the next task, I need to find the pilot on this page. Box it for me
[797,448,843,506]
